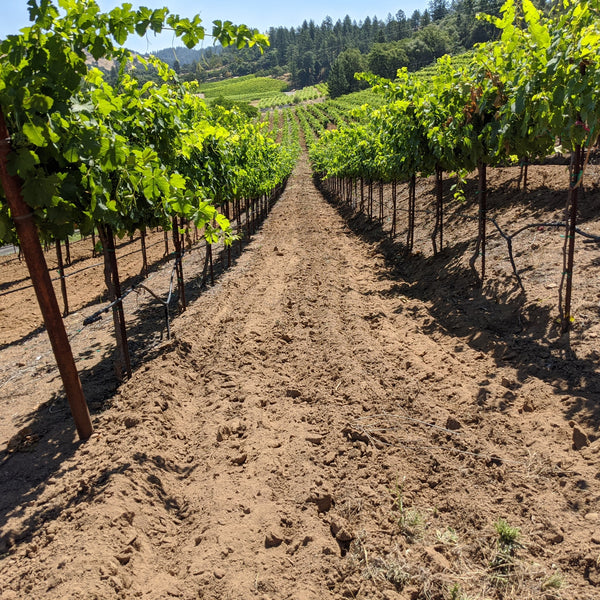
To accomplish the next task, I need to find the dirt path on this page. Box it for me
[1,153,599,600]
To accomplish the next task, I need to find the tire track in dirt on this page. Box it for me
[1,152,599,600]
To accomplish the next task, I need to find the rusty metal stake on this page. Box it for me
[0,108,92,440]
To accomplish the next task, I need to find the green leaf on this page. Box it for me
[215,212,230,230]
[102,140,128,170]
[22,122,47,147]
[8,148,40,177]
[90,36,107,60]
[511,91,524,115]
[150,8,168,33]
[63,145,80,163]
[552,85,565,107]
[170,173,186,189]
[143,169,170,200]
[21,172,60,208]
[24,94,54,113]
[0,214,13,243]
[522,0,550,49]
[109,4,135,46]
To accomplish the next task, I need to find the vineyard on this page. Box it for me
[198,74,289,103]
[1,1,600,599]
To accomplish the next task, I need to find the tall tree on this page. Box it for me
[430,0,449,21]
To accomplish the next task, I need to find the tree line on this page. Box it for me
[151,0,555,91]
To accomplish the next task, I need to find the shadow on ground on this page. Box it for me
[317,175,600,434]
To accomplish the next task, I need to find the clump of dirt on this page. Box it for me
[0,152,599,599]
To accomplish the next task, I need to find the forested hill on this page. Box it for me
[148,0,552,91]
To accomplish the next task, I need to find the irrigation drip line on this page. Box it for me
[134,262,178,340]
[1,191,279,403]
[332,177,600,294]
[83,253,182,328]
[80,230,220,340]
[342,180,600,244]
[1,230,109,266]
[54,260,104,280]
[339,182,600,241]
[0,259,107,297]
[5,191,269,338]
[368,197,600,243]
[82,284,139,326]
[0,253,21,266]
[505,221,600,243]
[0,233,188,298]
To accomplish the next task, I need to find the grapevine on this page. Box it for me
[310,0,600,332]
[0,0,285,440]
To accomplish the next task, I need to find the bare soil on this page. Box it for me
[0,151,599,600]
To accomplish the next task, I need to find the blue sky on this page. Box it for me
[1,1,425,53]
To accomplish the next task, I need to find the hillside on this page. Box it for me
[147,0,502,88]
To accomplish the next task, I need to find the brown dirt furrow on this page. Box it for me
[0,152,599,600]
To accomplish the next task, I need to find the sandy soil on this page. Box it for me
[0,151,599,600]
[0,224,231,446]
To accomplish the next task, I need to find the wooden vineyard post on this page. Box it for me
[98,223,132,380]
[407,174,416,253]
[438,167,444,251]
[55,239,69,316]
[236,197,242,256]
[208,244,215,286]
[561,144,584,333]
[163,229,169,257]
[64,236,71,266]
[478,162,487,283]
[224,200,232,268]
[245,197,250,235]
[140,228,148,279]
[432,165,443,255]
[391,180,397,238]
[470,161,487,285]
[248,198,253,235]
[379,181,384,223]
[185,220,191,250]
[171,216,187,311]
[360,177,364,213]
[0,109,92,440]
